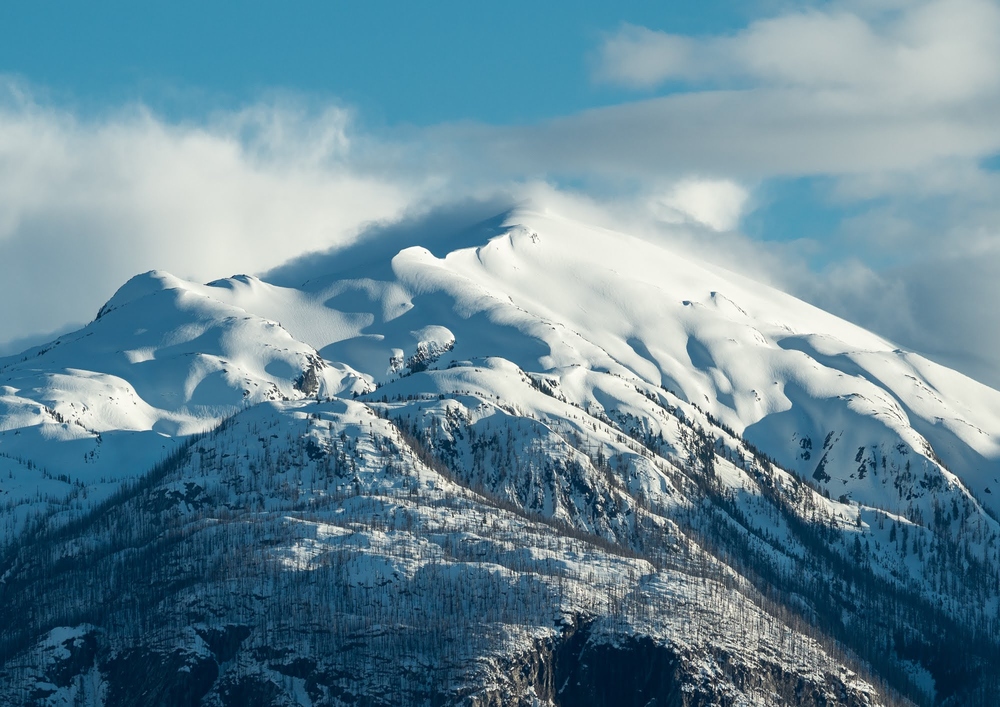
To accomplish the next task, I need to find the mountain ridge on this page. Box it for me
[2,204,999,704]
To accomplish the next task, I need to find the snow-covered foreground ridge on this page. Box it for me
[2,207,1000,704]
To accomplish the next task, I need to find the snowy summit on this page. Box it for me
[1,206,998,705]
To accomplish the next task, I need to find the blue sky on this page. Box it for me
[0,1,755,124]
[3,0,1000,388]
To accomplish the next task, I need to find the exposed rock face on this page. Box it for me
[474,620,879,707]
[294,354,326,397]
[20,622,880,707]
[101,649,219,707]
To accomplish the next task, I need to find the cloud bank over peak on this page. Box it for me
[0,84,426,353]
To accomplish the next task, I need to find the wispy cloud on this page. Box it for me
[564,0,1000,178]
[596,0,1000,104]
[649,179,750,232]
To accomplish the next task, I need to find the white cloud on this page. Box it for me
[596,0,1000,106]
[554,1,1000,181]
[470,92,997,182]
[650,178,750,232]
[0,83,427,353]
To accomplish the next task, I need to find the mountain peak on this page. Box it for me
[5,208,1000,704]
[94,269,192,321]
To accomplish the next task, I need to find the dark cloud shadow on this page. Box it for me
[260,196,517,289]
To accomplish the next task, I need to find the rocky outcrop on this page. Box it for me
[473,619,880,707]
[294,354,325,397]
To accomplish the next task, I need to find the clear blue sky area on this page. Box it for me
[0,1,753,125]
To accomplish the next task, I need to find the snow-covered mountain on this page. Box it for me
[2,206,999,705]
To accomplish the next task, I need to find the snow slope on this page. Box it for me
[3,204,1000,703]
[0,270,369,537]
[193,207,1000,524]
[7,208,1000,517]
